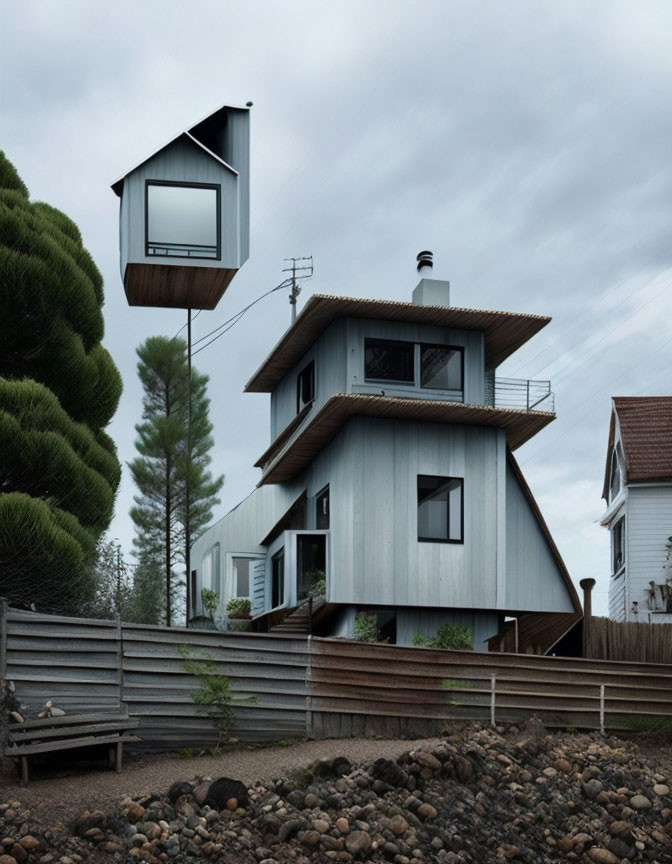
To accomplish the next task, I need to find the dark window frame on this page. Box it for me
[364,338,415,384]
[316,484,330,529]
[296,360,315,413]
[419,343,464,392]
[609,448,621,503]
[145,179,222,261]
[612,516,625,575]
[417,474,464,544]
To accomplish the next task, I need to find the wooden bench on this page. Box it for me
[5,712,141,785]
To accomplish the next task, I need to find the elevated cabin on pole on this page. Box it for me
[191,255,582,651]
[111,103,250,310]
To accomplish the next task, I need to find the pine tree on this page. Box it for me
[129,336,222,625]
[0,152,122,613]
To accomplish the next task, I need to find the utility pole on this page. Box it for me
[185,306,192,626]
[283,256,313,324]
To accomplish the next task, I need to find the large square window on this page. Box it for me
[420,345,463,390]
[418,475,463,543]
[146,181,220,260]
[365,339,414,383]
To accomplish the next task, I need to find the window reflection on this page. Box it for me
[146,182,220,259]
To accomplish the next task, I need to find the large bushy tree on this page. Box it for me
[0,152,122,613]
[129,336,222,626]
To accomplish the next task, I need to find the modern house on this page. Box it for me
[191,255,581,650]
[600,396,672,623]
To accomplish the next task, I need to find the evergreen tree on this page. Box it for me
[129,336,222,625]
[0,152,122,613]
[125,557,165,625]
[85,536,132,620]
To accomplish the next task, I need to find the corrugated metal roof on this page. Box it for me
[245,295,551,392]
[256,394,555,484]
[612,396,672,486]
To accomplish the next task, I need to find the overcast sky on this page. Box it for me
[2,0,671,616]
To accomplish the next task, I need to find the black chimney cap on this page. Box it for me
[416,250,433,271]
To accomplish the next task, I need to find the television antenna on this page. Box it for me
[283,256,313,324]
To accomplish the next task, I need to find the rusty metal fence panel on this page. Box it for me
[307,638,672,737]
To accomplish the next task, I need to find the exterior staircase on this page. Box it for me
[268,595,327,635]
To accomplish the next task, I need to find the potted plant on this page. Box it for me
[226,597,252,631]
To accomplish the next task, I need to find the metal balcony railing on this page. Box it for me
[484,376,554,412]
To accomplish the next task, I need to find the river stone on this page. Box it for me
[630,794,652,810]
[344,830,371,855]
[388,814,409,835]
[653,783,669,796]
[582,779,603,800]
[206,778,249,810]
[417,803,438,821]
[192,781,210,806]
[587,849,619,864]
[370,758,408,788]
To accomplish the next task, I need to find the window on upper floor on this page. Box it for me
[364,339,463,393]
[420,344,463,390]
[609,448,622,503]
[296,360,315,413]
[365,339,414,383]
[146,181,220,260]
[612,516,625,574]
[418,475,464,543]
[316,485,330,529]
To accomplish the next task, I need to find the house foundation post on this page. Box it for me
[580,578,596,658]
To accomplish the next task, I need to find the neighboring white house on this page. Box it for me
[192,256,581,650]
[601,396,672,623]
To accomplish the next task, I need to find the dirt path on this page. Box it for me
[1,737,443,816]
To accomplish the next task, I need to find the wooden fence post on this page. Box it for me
[0,598,7,694]
[490,673,497,727]
[599,684,605,734]
[305,635,314,740]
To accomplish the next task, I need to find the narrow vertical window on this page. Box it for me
[612,517,625,574]
[316,485,330,529]
[232,557,252,598]
[417,475,464,543]
[296,360,315,413]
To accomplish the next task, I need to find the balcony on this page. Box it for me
[485,376,554,413]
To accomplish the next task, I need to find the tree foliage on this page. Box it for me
[0,152,122,613]
[129,336,222,626]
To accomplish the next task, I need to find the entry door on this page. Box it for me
[271,549,285,609]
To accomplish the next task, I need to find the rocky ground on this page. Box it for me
[1,721,671,864]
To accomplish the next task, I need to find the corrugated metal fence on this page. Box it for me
[1,606,308,750]
[2,607,671,750]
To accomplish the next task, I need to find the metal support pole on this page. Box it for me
[185,307,192,626]
[490,673,497,727]
[599,684,605,734]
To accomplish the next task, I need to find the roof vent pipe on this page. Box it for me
[416,250,433,274]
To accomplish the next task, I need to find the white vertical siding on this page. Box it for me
[625,485,672,619]
[609,572,626,622]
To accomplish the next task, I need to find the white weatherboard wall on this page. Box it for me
[626,485,672,622]
[504,461,575,613]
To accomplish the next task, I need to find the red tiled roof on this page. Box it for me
[613,397,672,485]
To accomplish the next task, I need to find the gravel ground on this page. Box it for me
[0,737,443,815]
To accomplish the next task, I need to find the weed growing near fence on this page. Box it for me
[354,611,387,643]
[413,624,473,651]
[178,645,257,750]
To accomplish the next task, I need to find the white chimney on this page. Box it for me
[412,250,450,307]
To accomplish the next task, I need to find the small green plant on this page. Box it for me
[354,611,387,643]
[226,597,252,618]
[201,588,219,618]
[178,747,200,758]
[178,644,257,748]
[442,679,471,690]
[306,569,326,597]
[448,699,461,708]
[413,623,473,651]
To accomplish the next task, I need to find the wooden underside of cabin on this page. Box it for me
[124,263,236,309]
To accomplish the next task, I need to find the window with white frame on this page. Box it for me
[201,543,221,602]
[609,448,622,503]
[231,557,254,599]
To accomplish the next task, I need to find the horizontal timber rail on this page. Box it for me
[2,607,670,750]
[306,638,672,738]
